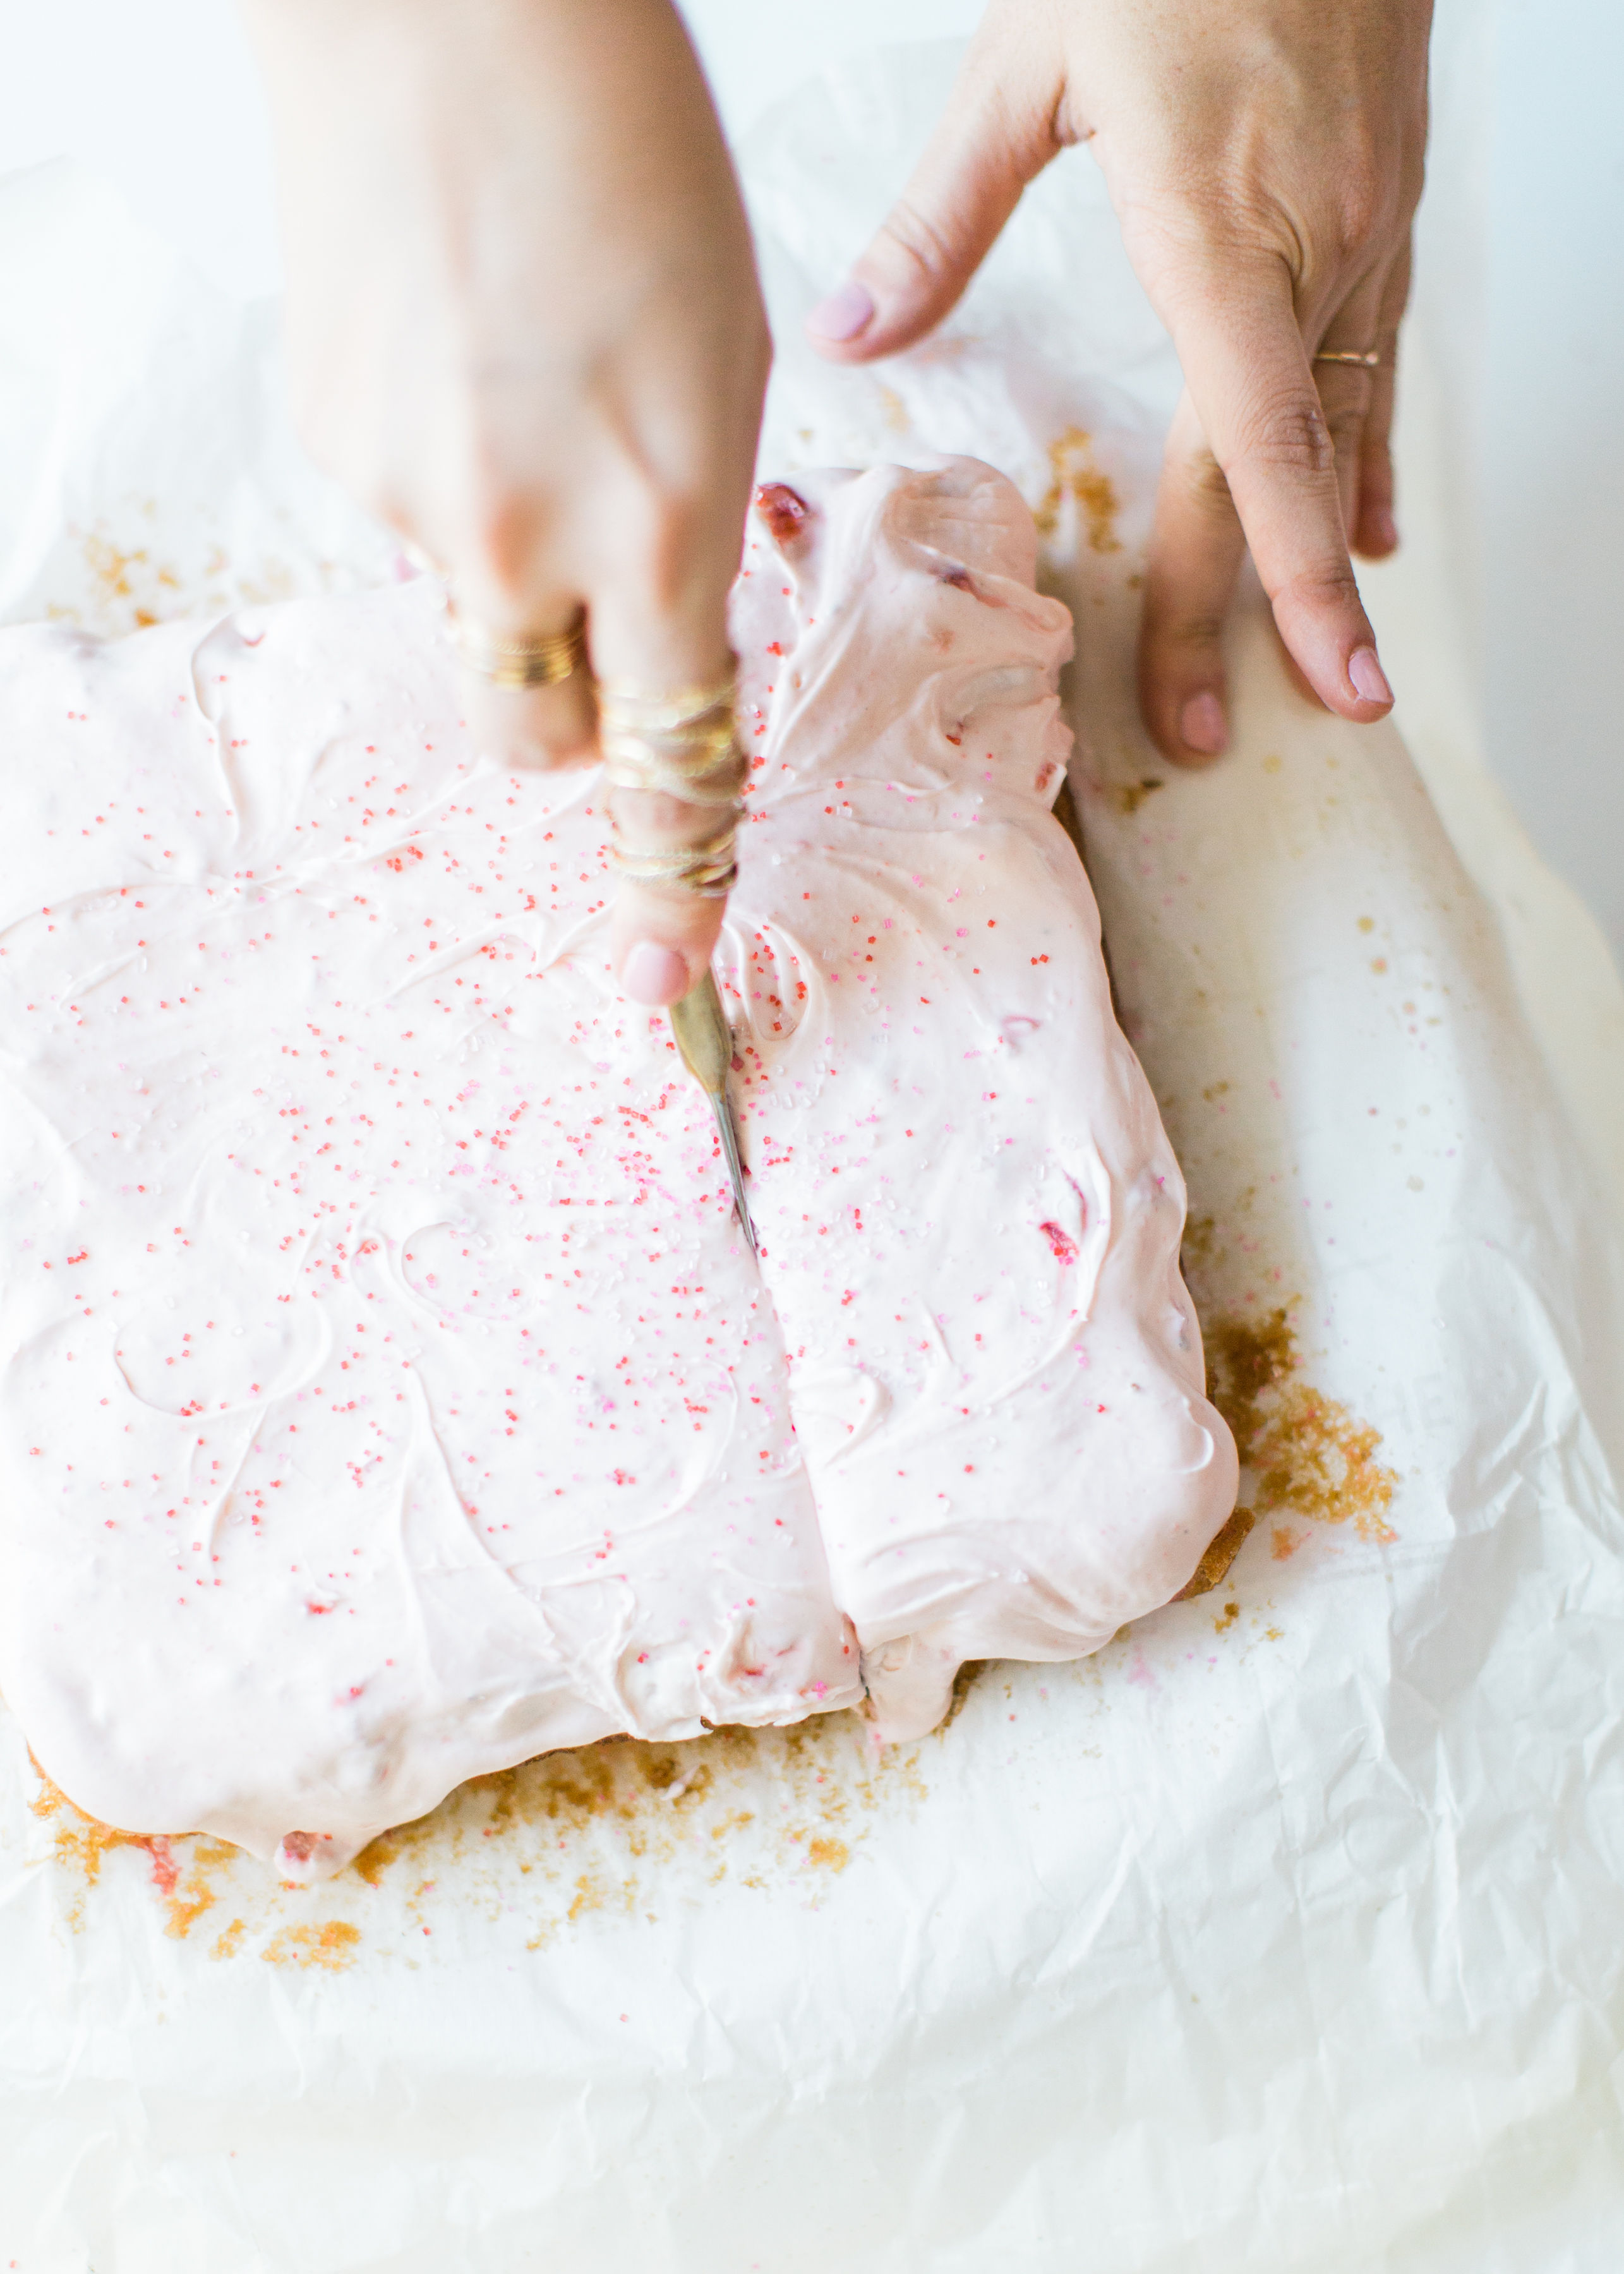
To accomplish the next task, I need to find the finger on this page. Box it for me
[450,589,599,769]
[1310,264,1392,545]
[1141,350,1381,762]
[460,672,598,771]
[1169,256,1393,725]
[1138,390,1247,766]
[607,785,731,1007]
[805,21,1061,363]
[1310,361,1374,543]
[1350,243,1412,560]
[588,582,736,1010]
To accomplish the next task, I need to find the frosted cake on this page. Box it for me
[0,460,1236,1878]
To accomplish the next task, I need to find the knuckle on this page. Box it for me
[1328,163,1386,266]
[1232,390,1338,482]
[448,450,550,607]
[1151,607,1229,658]
[874,196,965,291]
[606,479,723,619]
[471,493,547,601]
[1272,561,1363,618]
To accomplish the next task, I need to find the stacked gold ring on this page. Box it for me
[449,599,745,899]
[448,603,590,690]
[599,668,748,899]
[609,820,740,896]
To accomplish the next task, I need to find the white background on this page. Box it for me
[3,0,1622,964]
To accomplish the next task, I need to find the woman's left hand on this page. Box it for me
[805,0,1432,766]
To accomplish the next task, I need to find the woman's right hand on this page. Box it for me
[241,0,769,1006]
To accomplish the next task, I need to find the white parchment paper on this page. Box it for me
[1,49,1622,2272]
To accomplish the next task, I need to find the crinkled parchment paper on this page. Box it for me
[1,49,1622,2273]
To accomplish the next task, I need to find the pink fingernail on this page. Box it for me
[805,279,875,344]
[1179,690,1228,756]
[622,941,690,1006]
[1348,646,1392,706]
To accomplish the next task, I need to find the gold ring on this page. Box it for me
[598,669,747,810]
[599,671,739,733]
[611,820,738,898]
[601,665,746,896]
[1314,349,1383,370]
[449,603,589,690]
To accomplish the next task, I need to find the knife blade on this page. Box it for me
[668,970,757,1254]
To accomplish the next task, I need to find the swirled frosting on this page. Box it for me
[0,459,1235,1878]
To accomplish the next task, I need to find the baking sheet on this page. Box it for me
[1,47,1623,2271]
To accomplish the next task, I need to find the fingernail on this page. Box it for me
[622,941,690,1006]
[1179,690,1228,757]
[1371,508,1398,553]
[1348,646,1393,706]
[805,279,875,344]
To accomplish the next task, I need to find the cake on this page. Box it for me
[0,459,1236,1879]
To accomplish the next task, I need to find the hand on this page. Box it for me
[241,0,769,1002]
[804,0,1431,764]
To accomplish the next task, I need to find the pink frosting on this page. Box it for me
[0,459,1235,1877]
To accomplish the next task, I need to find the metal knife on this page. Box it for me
[668,970,757,1254]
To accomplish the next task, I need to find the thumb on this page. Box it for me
[805,36,1061,363]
